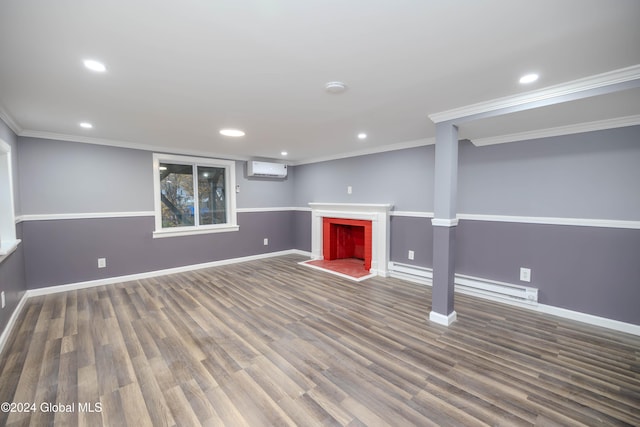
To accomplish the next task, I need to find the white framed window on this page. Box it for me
[0,138,20,262]
[152,153,238,238]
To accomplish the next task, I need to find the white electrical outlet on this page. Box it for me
[347,186,352,194]
[263,238,269,246]
[1,291,5,309]
[520,267,531,282]
[408,250,415,260]
[98,258,107,268]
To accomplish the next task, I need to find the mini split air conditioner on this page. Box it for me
[247,160,288,178]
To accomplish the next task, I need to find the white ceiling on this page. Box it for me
[1,0,639,164]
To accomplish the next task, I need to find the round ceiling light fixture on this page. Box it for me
[83,59,107,72]
[79,122,93,129]
[357,133,367,140]
[519,73,539,84]
[219,129,245,137]
[325,81,348,94]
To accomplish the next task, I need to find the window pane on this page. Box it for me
[159,163,194,227]
[198,166,226,225]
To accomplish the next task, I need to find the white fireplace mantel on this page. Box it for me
[309,203,393,277]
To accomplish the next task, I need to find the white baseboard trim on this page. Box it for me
[537,304,640,336]
[26,249,310,298]
[429,310,457,326]
[0,291,28,356]
[389,262,433,286]
[389,261,640,336]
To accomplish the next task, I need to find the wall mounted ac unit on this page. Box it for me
[247,161,288,178]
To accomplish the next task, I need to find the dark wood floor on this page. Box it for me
[1,254,639,426]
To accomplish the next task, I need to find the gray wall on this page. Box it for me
[237,162,295,208]
[22,212,295,289]
[456,220,640,324]
[292,210,311,252]
[16,137,298,290]
[458,126,640,220]
[18,138,153,214]
[293,146,435,212]
[293,126,640,219]
[293,126,640,325]
[0,118,27,337]
[18,137,296,213]
[390,216,433,267]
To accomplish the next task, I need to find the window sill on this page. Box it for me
[0,239,21,264]
[153,225,239,239]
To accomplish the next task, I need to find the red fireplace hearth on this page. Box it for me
[322,217,372,270]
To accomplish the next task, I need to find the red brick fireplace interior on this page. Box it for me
[320,217,372,276]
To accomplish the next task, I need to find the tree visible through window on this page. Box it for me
[153,154,237,237]
[160,163,194,227]
[197,166,226,225]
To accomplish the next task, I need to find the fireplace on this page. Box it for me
[323,217,372,270]
[307,203,393,279]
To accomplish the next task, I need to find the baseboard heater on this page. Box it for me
[388,262,538,306]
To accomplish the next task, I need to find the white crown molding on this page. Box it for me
[18,130,254,162]
[0,104,22,135]
[292,137,434,166]
[471,115,640,147]
[429,64,640,124]
[18,129,433,167]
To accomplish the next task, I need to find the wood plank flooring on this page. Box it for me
[1,254,639,426]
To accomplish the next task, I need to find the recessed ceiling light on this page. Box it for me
[519,73,539,84]
[325,81,348,94]
[281,151,288,156]
[219,129,245,137]
[357,133,367,140]
[83,59,106,72]
[79,122,93,129]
